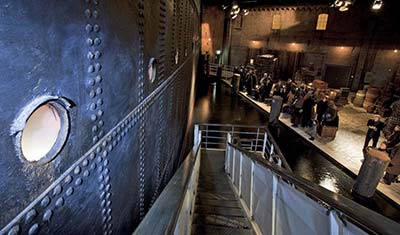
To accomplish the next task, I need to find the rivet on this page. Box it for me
[107,215,112,222]
[94,51,102,59]
[99,183,105,191]
[105,184,111,191]
[88,65,95,73]
[98,120,104,127]
[95,75,102,83]
[107,208,112,215]
[74,166,81,174]
[99,130,104,137]
[112,131,117,137]
[101,199,106,207]
[107,135,112,142]
[104,159,109,166]
[53,185,62,196]
[97,99,104,106]
[85,24,93,33]
[93,136,99,143]
[104,176,110,183]
[96,87,103,95]
[102,151,108,157]
[82,159,89,167]
[102,216,107,224]
[41,196,50,208]
[91,114,97,121]
[92,125,98,132]
[90,103,97,110]
[103,168,110,175]
[25,209,37,224]
[97,156,103,163]
[93,10,99,18]
[108,223,112,229]
[75,178,83,186]
[87,51,94,60]
[112,140,117,147]
[84,170,90,177]
[100,191,106,199]
[91,162,97,170]
[94,38,101,45]
[95,63,102,72]
[106,200,112,207]
[99,174,104,182]
[55,197,65,207]
[84,9,92,18]
[87,38,94,46]
[89,90,96,98]
[93,0,99,5]
[106,192,111,200]
[43,209,53,222]
[98,110,104,116]
[28,223,39,235]
[102,208,107,215]
[65,175,73,184]
[90,153,96,160]
[93,24,100,32]
[102,141,107,147]
[88,79,95,86]
[107,145,113,151]
[66,187,74,196]
[7,225,20,235]
[96,146,102,153]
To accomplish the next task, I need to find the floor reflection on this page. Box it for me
[192,79,400,222]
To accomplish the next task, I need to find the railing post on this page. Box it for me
[232,149,236,184]
[250,161,255,219]
[255,128,260,151]
[271,174,278,235]
[205,125,208,149]
[194,125,200,147]
[239,152,243,197]
[225,133,232,173]
[262,130,267,157]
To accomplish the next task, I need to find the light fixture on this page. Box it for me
[291,42,296,45]
[331,0,353,12]
[232,1,239,10]
[340,46,345,50]
[216,50,221,55]
[394,49,398,53]
[243,9,249,16]
[372,0,383,10]
[232,14,238,19]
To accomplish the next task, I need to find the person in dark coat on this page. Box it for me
[387,125,400,155]
[316,96,329,123]
[301,91,315,128]
[363,115,385,150]
[383,145,400,185]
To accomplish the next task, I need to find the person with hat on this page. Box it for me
[363,115,385,151]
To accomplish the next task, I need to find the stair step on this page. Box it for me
[194,205,245,217]
[192,213,250,229]
[191,224,253,235]
[197,192,237,200]
[195,198,239,208]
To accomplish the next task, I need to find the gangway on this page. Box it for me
[133,124,400,235]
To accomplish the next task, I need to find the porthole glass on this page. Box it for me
[18,101,69,164]
[148,58,157,83]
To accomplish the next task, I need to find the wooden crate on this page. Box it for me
[317,125,338,139]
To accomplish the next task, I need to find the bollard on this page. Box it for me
[352,148,390,198]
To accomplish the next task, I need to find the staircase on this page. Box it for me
[191,150,253,235]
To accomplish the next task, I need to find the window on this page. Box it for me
[316,13,328,30]
[272,14,281,30]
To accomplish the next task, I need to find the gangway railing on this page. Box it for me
[133,124,400,235]
[208,63,235,79]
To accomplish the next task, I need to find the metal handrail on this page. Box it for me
[227,142,400,235]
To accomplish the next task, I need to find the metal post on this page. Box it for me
[205,125,208,149]
[239,152,243,197]
[250,161,255,219]
[262,131,267,157]
[271,174,278,235]
[194,125,200,147]
[255,128,260,151]
[232,149,236,184]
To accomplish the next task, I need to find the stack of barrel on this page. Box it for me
[353,90,365,107]
[376,83,395,117]
[383,100,400,137]
[363,87,380,113]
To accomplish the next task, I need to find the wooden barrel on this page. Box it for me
[352,148,390,198]
[353,90,365,107]
[363,87,380,109]
[392,100,400,114]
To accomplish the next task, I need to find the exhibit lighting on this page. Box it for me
[243,9,249,16]
[232,1,239,10]
[372,0,383,10]
[394,49,398,53]
[291,42,296,45]
[232,14,238,19]
[216,50,221,55]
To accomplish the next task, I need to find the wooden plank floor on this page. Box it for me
[191,150,254,235]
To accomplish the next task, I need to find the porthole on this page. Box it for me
[148,58,157,83]
[175,50,179,65]
[12,97,71,165]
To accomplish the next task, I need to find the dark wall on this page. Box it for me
[202,2,400,90]
[0,0,200,234]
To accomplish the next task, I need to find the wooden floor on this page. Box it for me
[191,150,254,235]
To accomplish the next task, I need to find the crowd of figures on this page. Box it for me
[236,66,339,132]
[235,66,400,185]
